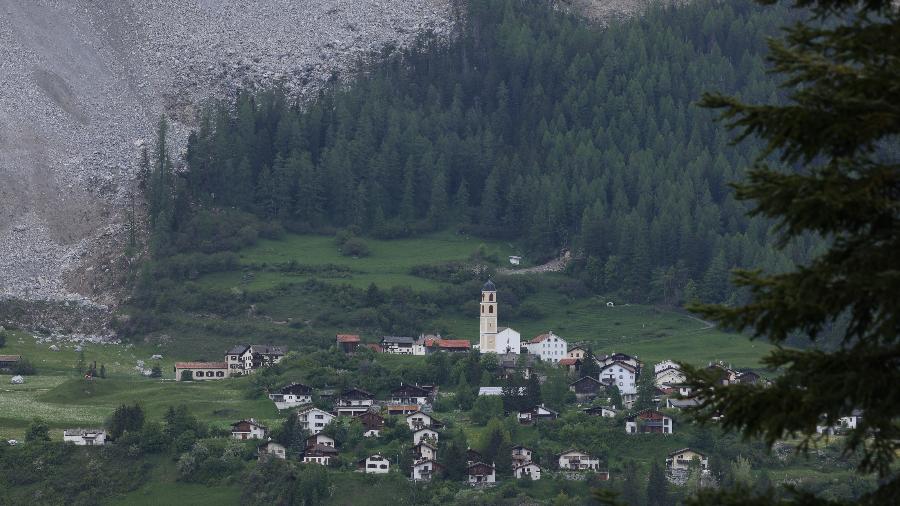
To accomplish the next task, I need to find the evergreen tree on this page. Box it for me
[25,417,50,442]
[647,461,670,506]
[607,384,623,410]
[427,169,449,229]
[634,362,657,410]
[456,371,475,410]
[108,403,145,440]
[523,373,541,409]
[690,0,900,502]
[580,346,599,378]
[620,460,642,506]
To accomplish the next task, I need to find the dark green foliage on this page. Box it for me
[11,357,36,375]
[456,371,475,410]
[107,403,146,440]
[580,347,599,379]
[620,460,642,506]
[180,369,193,381]
[150,364,162,378]
[25,417,50,442]
[472,396,505,425]
[634,363,657,411]
[687,0,900,502]
[0,331,6,347]
[647,461,670,506]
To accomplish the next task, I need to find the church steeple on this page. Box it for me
[479,279,498,352]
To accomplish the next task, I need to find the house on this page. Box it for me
[413,427,439,445]
[306,433,336,448]
[569,376,604,401]
[380,336,415,355]
[268,382,313,409]
[518,404,559,424]
[625,409,673,434]
[478,387,503,396]
[655,362,686,387]
[666,398,701,410]
[0,355,21,372]
[390,384,432,405]
[358,454,390,474]
[559,358,582,374]
[411,459,444,481]
[514,462,541,480]
[226,344,286,375]
[525,331,568,363]
[735,371,761,384]
[467,462,496,485]
[63,428,107,446]
[336,334,360,354]
[666,448,709,473]
[387,404,420,416]
[499,352,535,379]
[303,444,338,465]
[599,361,638,404]
[567,346,587,360]
[557,449,600,471]
[597,352,641,370]
[406,411,443,430]
[174,361,229,381]
[335,387,374,416]
[466,448,483,465]
[412,441,438,461]
[258,441,286,461]
[583,405,617,418]
[231,419,267,440]
[355,411,384,437]
[508,255,522,265]
[296,406,335,434]
[817,409,864,435]
[415,335,472,355]
[706,361,739,385]
[511,445,534,467]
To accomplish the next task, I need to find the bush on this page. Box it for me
[340,237,371,257]
[12,358,36,376]
[0,331,6,347]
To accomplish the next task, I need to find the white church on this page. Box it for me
[478,279,521,354]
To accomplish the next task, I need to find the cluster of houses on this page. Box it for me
[173,344,286,380]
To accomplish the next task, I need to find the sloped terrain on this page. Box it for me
[0,0,454,330]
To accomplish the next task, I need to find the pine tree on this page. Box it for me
[620,460,642,506]
[690,0,900,502]
[427,169,449,229]
[454,179,472,225]
[634,362,657,410]
[580,346,599,378]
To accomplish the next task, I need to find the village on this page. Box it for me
[31,279,836,490]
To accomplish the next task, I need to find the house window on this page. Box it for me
[216,371,224,377]
[489,305,493,314]
[206,371,214,377]
[195,371,203,377]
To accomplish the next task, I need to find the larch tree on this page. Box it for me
[687,0,900,503]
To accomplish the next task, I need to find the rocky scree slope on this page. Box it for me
[0,0,454,334]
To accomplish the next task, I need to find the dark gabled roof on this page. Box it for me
[391,384,430,396]
[467,461,495,473]
[583,405,615,414]
[626,408,668,420]
[482,279,496,292]
[226,345,249,355]
[381,336,415,345]
[277,382,312,395]
[514,462,541,470]
[248,344,286,355]
[668,447,706,458]
[557,448,591,457]
[341,387,374,399]
[305,444,338,456]
[570,376,602,387]
[231,419,267,430]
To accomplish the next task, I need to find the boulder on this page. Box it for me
[10,375,25,384]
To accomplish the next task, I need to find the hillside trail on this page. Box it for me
[498,250,571,275]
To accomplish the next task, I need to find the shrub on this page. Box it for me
[340,237,371,257]
[12,358,36,376]
[0,331,6,347]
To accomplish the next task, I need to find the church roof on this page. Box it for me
[482,279,496,291]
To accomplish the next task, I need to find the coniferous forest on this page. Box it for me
[145,0,818,310]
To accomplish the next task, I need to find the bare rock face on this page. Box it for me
[0,0,454,334]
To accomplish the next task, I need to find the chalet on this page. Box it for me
[406,411,443,430]
[357,454,390,474]
[499,351,535,379]
[412,459,444,481]
[336,334,360,354]
[0,355,21,372]
[380,336,415,355]
[525,331,568,363]
[174,361,229,381]
[412,441,438,461]
[567,346,587,360]
[655,362,686,387]
[390,384,432,405]
[226,344,286,375]
[268,382,313,410]
[518,404,559,424]
[558,357,582,374]
[511,445,534,467]
[467,462,496,485]
[303,444,338,465]
[599,361,638,398]
[258,441,286,461]
[296,406,335,434]
[466,448,483,465]
[63,428,107,446]
[335,387,374,416]
[735,371,760,384]
[666,448,709,473]
[413,427,439,445]
[625,409,673,434]
[387,404,420,416]
[514,462,541,480]
[817,409,864,435]
[231,419,267,440]
[666,398,701,410]
[355,411,385,437]
[557,449,600,471]
[569,376,604,401]
[306,433,336,449]
[583,405,617,418]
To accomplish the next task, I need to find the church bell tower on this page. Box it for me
[479,279,498,353]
